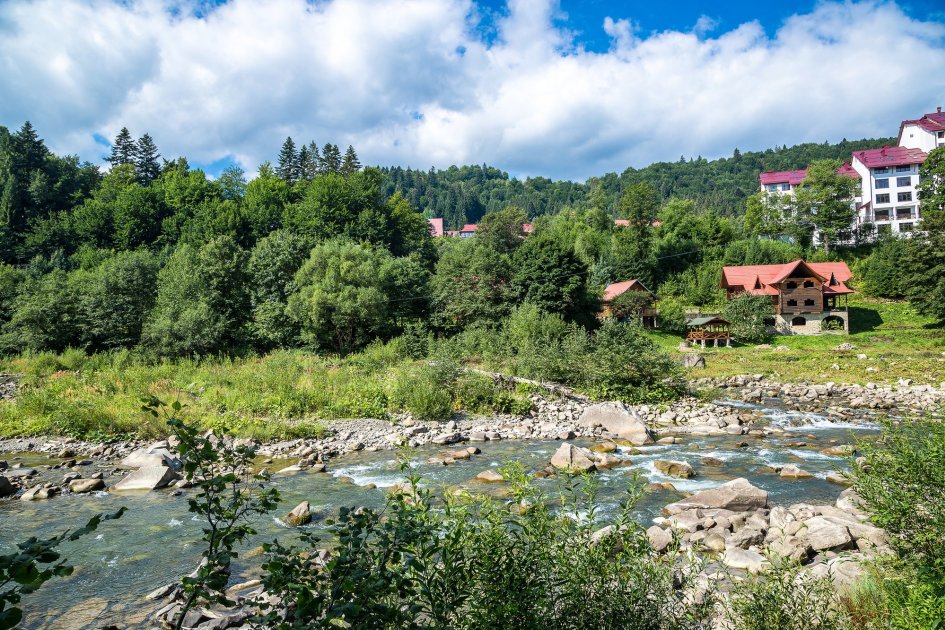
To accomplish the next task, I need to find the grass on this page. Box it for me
[649,295,945,385]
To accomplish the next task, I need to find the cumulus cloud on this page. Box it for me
[1,0,943,180]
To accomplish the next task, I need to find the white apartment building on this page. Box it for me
[850,146,927,236]
[898,107,945,153]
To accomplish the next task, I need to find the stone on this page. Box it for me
[654,460,696,479]
[578,402,654,445]
[112,465,179,492]
[69,478,104,494]
[668,510,704,533]
[663,478,768,515]
[800,516,853,551]
[702,457,724,467]
[646,526,673,552]
[825,472,850,486]
[284,501,312,527]
[703,533,726,552]
[120,447,180,470]
[590,441,618,454]
[779,464,814,479]
[723,548,768,574]
[836,488,867,516]
[682,353,706,369]
[475,470,504,483]
[432,433,461,445]
[0,476,14,497]
[550,443,596,473]
[727,527,765,549]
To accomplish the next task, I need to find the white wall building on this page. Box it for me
[850,146,927,237]
[898,108,945,153]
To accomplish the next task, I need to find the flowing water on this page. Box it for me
[0,400,880,629]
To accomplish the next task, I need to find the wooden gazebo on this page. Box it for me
[686,316,731,348]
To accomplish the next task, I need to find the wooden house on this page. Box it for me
[602,279,658,327]
[720,259,854,335]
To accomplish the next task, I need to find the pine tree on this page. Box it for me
[299,141,320,181]
[135,133,161,184]
[319,143,341,175]
[340,145,361,176]
[276,137,300,183]
[109,127,137,168]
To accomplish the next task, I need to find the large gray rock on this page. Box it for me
[550,443,596,473]
[681,353,706,369]
[0,476,14,497]
[800,516,853,551]
[723,548,768,574]
[663,478,768,515]
[69,478,105,494]
[646,526,673,552]
[285,501,312,527]
[578,403,654,445]
[654,460,695,479]
[779,464,814,479]
[112,465,179,492]
[120,446,180,470]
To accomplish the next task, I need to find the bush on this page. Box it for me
[855,237,909,299]
[390,363,456,421]
[724,292,774,344]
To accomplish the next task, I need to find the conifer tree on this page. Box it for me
[340,145,361,176]
[135,133,161,184]
[276,137,300,183]
[301,141,321,181]
[320,143,341,175]
[108,127,137,168]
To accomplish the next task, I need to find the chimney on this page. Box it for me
[939,106,942,113]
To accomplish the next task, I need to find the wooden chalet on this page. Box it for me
[601,279,658,327]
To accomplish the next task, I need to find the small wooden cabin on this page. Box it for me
[686,316,731,347]
[601,279,658,327]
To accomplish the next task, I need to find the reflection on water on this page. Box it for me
[0,401,879,629]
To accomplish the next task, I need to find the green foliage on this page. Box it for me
[855,237,909,299]
[430,238,512,333]
[723,292,774,344]
[0,508,126,630]
[655,296,688,334]
[794,160,859,254]
[153,399,280,630]
[476,206,527,254]
[905,147,945,322]
[510,233,597,324]
[247,229,310,348]
[257,458,707,629]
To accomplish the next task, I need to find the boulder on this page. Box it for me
[654,460,695,479]
[779,464,814,479]
[681,353,706,369]
[0,476,14,497]
[702,457,724,467]
[550,443,596,473]
[69,478,105,494]
[703,533,726,552]
[646,526,673,552]
[800,516,853,551]
[112,465,179,492]
[285,501,312,527]
[21,485,58,501]
[475,470,504,483]
[120,447,180,470]
[822,444,854,456]
[723,548,768,574]
[578,403,654,445]
[663,478,768,515]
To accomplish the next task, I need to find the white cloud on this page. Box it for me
[1,0,943,180]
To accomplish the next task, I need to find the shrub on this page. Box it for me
[724,292,774,344]
[584,319,683,402]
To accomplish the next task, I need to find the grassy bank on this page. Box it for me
[653,296,945,385]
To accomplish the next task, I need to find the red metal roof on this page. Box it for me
[759,169,807,186]
[898,109,945,140]
[427,217,444,237]
[459,224,478,233]
[603,279,655,302]
[852,145,927,169]
[721,260,853,296]
[836,162,860,180]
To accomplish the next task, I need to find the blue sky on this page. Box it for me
[1,0,944,180]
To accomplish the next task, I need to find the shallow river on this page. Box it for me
[0,400,879,629]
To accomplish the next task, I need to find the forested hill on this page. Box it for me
[380,137,893,229]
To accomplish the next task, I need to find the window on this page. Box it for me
[876,193,890,204]
[900,222,914,232]
[897,176,911,187]
[896,165,911,173]
[766,184,778,192]
[786,281,798,289]
[898,192,912,202]
[939,131,944,138]
[791,316,807,326]
[787,299,798,307]
[896,207,913,220]
[781,183,791,191]
[874,209,890,221]
[875,178,889,189]
[874,167,889,174]
[804,298,816,306]
[803,280,815,288]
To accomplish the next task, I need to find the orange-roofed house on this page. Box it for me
[601,279,658,328]
[721,259,854,335]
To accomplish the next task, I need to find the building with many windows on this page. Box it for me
[898,107,945,153]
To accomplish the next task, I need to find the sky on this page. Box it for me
[1,0,944,181]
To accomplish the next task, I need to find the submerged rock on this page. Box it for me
[69,478,104,494]
[550,443,596,473]
[285,501,312,527]
[654,460,695,479]
[112,466,179,492]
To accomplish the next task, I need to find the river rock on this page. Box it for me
[702,457,724,467]
[285,501,312,527]
[0,476,15,497]
[550,443,596,473]
[646,526,672,552]
[654,460,695,479]
[21,485,58,501]
[69,478,105,494]
[779,464,814,479]
[800,516,853,551]
[112,465,179,492]
[822,444,855,456]
[723,548,768,574]
[475,470,504,483]
[578,402,654,445]
[681,353,706,369]
[663,478,768,515]
[120,446,180,470]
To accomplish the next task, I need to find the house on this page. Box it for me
[459,224,478,238]
[898,107,945,153]
[721,259,854,335]
[686,316,731,347]
[850,145,927,237]
[602,279,658,327]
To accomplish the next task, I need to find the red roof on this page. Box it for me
[603,279,655,302]
[460,224,477,233]
[898,109,945,140]
[852,146,927,169]
[721,260,853,296]
[836,162,860,180]
[760,169,807,186]
[427,217,444,237]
